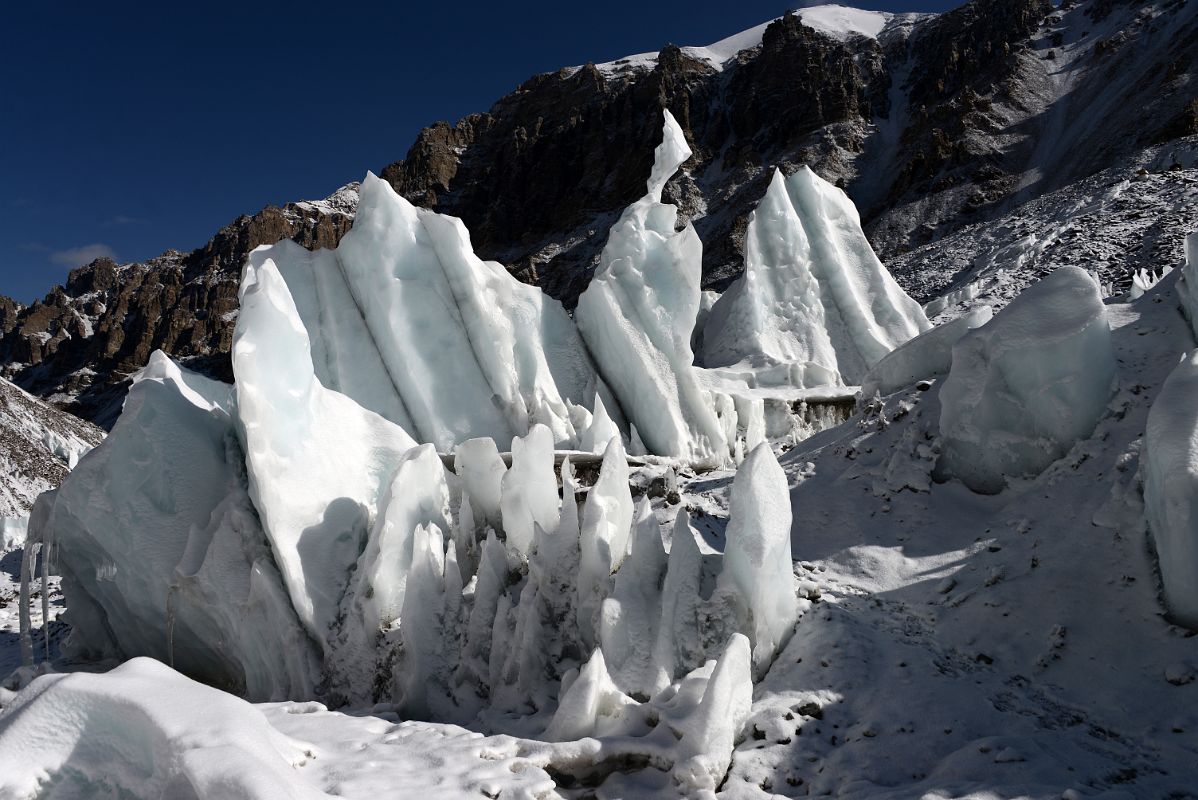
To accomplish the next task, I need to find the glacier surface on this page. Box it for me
[10,109,1198,800]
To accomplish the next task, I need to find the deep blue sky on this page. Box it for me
[1,0,961,303]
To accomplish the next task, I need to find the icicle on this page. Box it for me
[166,585,178,669]
[40,526,52,662]
[18,537,38,668]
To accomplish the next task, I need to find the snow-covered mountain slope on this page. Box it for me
[890,135,1198,318]
[0,376,102,520]
[0,376,101,679]
[577,4,931,77]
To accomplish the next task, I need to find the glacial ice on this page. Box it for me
[860,305,993,398]
[0,109,944,794]
[1142,349,1198,628]
[936,267,1116,493]
[703,168,931,386]
[542,649,637,741]
[0,515,27,551]
[499,424,560,557]
[719,444,798,677]
[599,498,670,696]
[26,351,320,700]
[576,110,731,463]
[671,633,753,792]
[235,258,416,649]
[1179,230,1198,340]
[348,444,452,638]
[577,436,635,649]
[248,241,416,431]
[256,172,605,452]
[453,437,507,532]
[19,346,799,784]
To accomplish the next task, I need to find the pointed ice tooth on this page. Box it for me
[671,633,753,792]
[579,392,621,455]
[542,649,636,742]
[652,508,707,684]
[719,443,797,678]
[396,523,455,719]
[703,167,930,386]
[499,424,559,557]
[352,444,452,632]
[457,530,512,701]
[454,437,507,532]
[646,108,692,201]
[577,436,635,649]
[599,498,669,696]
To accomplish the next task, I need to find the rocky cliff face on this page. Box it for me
[1,0,1195,427]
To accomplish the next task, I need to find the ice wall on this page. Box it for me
[28,352,320,700]
[235,259,417,650]
[1143,349,1198,628]
[936,267,1116,493]
[703,168,931,386]
[252,173,604,452]
[719,443,798,678]
[576,110,731,463]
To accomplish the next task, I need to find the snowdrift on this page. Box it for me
[0,658,324,800]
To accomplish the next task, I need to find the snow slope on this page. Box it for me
[579,5,930,77]
[0,376,102,519]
